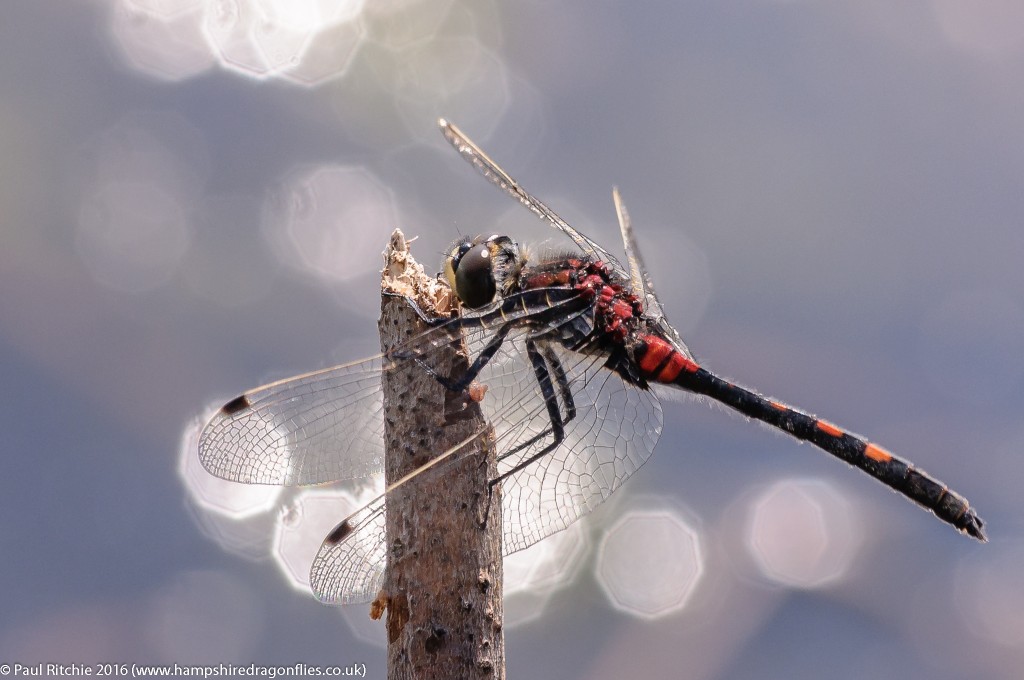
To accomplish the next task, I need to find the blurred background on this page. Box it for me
[3,1,1023,678]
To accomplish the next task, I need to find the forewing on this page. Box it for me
[303,296,594,602]
[198,311,515,486]
[303,324,665,603]
[439,119,624,270]
[613,187,692,357]
[198,356,389,486]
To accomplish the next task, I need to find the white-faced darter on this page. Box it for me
[199,119,986,605]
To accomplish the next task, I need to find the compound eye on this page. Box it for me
[443,239,473,291]
[454,243,496,308]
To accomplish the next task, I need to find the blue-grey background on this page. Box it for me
[3,1,1022,678]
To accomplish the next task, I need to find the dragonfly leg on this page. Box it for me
[490,339,578,488]
[383,291,450,327]
[400,322,515,393]
[542,343,576,422]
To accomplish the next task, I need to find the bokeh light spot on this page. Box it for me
[504,522,588,627]
[745,478,862,589]
[197,0,367,82]
[955,542,1024,649]
[271,488,370,592]
[110,0,215,81]
[596,507,703,619]
[263,164,399,282]
[76,180,192,293]
[202,0,274,77]
[273,16,364,85]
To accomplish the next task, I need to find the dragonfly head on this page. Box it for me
[443,234,523,309]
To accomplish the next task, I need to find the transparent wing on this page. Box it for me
[494,339,664,552]
[612,187,693,358]
[439,118,690,358]
[198,290,584,486]
[198,355,389,486]
[310,428,484,605]
[311,497,387,604]
[310,323,664,603]
[613,187,648,306]
[439,119,626,274]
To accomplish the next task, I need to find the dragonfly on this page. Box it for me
[199,118,986,605]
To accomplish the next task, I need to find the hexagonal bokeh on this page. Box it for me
[596,505,704,619]
[271,487,377,592]
[201,0,276,77]
[263,163,399,283]
[199,0,366,83]
[745,477,863,589]
[504,521,589,628]
[254,0,366,84]
[179,413,282,559]
[109,0,215,81]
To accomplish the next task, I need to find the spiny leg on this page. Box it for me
[490,338,576,487]
[400,321,515,393]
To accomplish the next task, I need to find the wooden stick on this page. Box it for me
[378,230,504,680]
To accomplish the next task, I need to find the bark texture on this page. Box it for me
[378,230,504,680]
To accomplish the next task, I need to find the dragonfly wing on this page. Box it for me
[439,119,623,270]
[199,356,389,486]
[496,341,664,553]
[304,298,663,601]
[198,312,508,486]
[310,497,387,604]
[612,187,693,358]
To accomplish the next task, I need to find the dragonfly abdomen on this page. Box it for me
[633,333,986,541]
[634,333,700,383]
